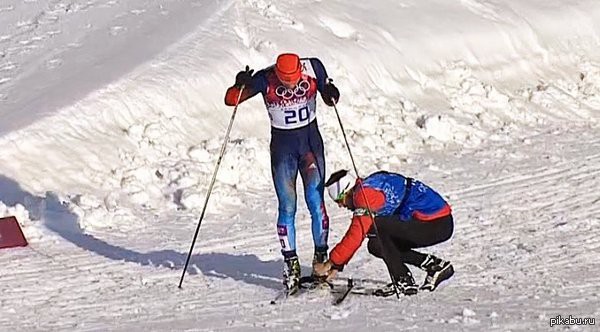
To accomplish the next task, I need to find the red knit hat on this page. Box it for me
[275,53,302,86]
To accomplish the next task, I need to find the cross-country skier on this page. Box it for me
[224,53,340,293]
[313,169,455,295]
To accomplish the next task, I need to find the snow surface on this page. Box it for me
[1,0,599,331]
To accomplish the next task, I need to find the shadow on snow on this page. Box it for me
[0,174,292,290]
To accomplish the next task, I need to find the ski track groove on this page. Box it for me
[439,131,600,309]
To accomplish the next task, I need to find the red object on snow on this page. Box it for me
[0,216,28,249]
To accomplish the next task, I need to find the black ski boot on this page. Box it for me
[420,255,454,291]
[374,272,419,296]
[283,256,301,295]
[311,250,328,277]
[397,273,419,296]
[308,250,332,289]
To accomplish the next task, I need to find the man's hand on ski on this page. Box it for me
[313,260,338,281]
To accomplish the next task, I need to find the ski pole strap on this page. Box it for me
[394,177,413,215]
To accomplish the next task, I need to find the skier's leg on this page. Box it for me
[367,234,418,295]
[367,222,411,278]
[409,216,455,291]
[300,127,329,278]
[374,216,459,295]
[271,140,302,292]
[299,132,329,255]
[378,215,454,266]
[270,139,300,256]
[375,215,455,291]
[398,215,454,248]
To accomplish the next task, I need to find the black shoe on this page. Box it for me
[283,256,301,294]
[311,250,328,277]
[397,274,419,296]
[309,250,330,287]
[374,273,418,296]
[420,255,454,291]
[313,250,328,264]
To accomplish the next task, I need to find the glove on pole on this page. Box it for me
[178,86,245,288]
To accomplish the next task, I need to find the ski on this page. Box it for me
[330,278,396,297]
[332,278,354,305]
[299,276,333,291]
[270,276,395,305]
[269,276,331,305]
[269,288,290,305]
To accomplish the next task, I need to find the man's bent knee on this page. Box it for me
[367,238,383,258]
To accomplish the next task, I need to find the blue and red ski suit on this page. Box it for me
[225,57,335,257]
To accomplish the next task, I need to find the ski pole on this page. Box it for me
[330,99,401,299]
[178,86,245,288]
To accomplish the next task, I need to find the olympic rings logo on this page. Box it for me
[275,79,310,100]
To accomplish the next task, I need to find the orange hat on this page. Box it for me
[275,53,302,85]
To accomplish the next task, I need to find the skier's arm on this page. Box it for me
[329,187,386,269]
[310,58,339,106]
[224,86,259,105]
[329,214,373,269]
[310,58,329,91]
[224,69,266,106]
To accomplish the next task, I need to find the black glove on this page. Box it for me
[235,65,254,88]
[322,80,340,106]
[331,261,344,272]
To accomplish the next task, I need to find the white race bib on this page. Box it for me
[268,98,317,129]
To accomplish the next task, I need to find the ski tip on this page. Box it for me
[333,295,349,306]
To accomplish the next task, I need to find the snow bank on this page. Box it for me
[1,0,600,228]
